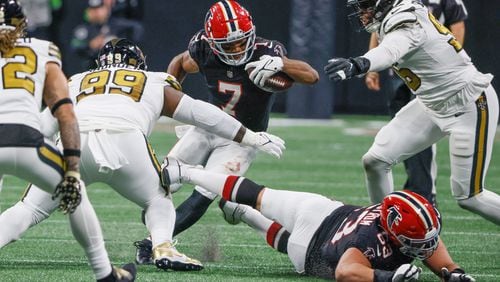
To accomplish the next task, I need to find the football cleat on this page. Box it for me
[161,157,193,188]
[97,263,136,282]
[133,238,153,265]
[153,241,203,271]
[218,198,246,225]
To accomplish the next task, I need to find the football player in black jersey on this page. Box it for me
[134,0,318,264]
[158,158,476,282]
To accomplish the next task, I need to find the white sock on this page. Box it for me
[68,183,111,279]
[145,195,175,248]
[239,205,273,238]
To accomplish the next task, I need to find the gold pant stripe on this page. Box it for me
[470,93,489,197]
[37,144,65,177]
[143,135,161,178]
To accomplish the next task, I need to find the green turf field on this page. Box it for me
[0,116,499,281]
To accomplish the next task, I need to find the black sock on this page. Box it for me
[173,190,214,236]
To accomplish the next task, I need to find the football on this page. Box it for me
[247,67,294,92]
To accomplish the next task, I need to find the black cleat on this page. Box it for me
[133,238,153,265]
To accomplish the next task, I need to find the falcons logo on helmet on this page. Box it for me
[387,206,402,229]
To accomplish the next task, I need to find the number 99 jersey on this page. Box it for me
[68,66,171,136]
[0,38,62,131]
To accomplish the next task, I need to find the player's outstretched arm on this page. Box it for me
[162,87,285,158]
[166,50,199,83]
[281,56,319,84]
[423,238,475,281]
[336,248,421,282]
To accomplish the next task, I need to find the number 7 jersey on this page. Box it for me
[68,65,171,136]
[0,38,61,131]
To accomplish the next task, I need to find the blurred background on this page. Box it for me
[25,0,499,118]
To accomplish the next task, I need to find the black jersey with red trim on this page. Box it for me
[188,30,287,132]
[304,204,413,279]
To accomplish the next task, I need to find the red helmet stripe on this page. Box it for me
[391,192,433,231]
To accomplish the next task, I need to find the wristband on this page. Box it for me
[373,269,395,282]
[65,170,80,180]
[63,148,81,157]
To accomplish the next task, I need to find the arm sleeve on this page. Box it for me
[172,95,242,142]
[363,26,425,72]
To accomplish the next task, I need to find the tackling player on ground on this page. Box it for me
[157,158,476,281]
[134,0,319,264]
[324,0,500,226]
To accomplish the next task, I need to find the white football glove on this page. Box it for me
[392,264,421,282]
[245,55,284,88]
[441,268,476,282]
[241,131,285,158]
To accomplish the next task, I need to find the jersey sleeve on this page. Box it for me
[46,41,62,67]
[364,26,425,71]
[187,30,210,67]
[442,0,468,26]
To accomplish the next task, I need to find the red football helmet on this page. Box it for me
[204,0,256,66]
[380,190,441,260]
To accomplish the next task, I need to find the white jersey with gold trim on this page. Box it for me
[366,2,493,117]
[68,65,169,136]
[0,38,62,130]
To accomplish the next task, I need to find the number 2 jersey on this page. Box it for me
[304,204,413,279]
[0,38,61,131]
[68,65,171,136]
[188,30,287,132]
[364,1,493,117]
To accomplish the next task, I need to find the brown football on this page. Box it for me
[247,67,294,92]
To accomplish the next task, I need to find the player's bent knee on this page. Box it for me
[362,152,388,172]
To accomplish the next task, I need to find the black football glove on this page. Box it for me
[52,171,82,214]
[441,268,476,282]
[324,56,370,82]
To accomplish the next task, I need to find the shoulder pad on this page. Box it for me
[382,11,417,34]
[254,38,287,57]
[188,30,206,46]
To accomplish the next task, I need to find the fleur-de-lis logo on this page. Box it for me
[477,96,487,111]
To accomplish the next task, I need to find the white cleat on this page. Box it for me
[161,157,186,188]
[218,198,246,225]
